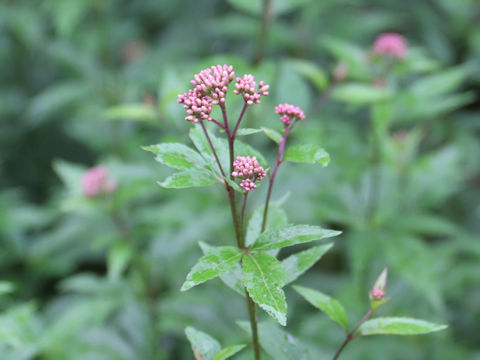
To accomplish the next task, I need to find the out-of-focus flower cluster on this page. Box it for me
[234,74,269,105]
[178,64,235,123]
[232,155,266,192]
[373,33,407,59]
[82,166,116,197]
[275,103,306,126]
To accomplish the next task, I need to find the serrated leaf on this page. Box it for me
[185,327,221,360]
[143,143,206,170]
[242,253,287,325]
[261,127,282,144]
[282,243,333,285]
[199,241,244,296]
[293,285,348,330]
[237,321,312,360]
[332,83,391,105]
[357,317,447,336]
[245,205,288,247]
[284,144,330,166]
[181,246,243,291]
[212,344,246,360]
[252,225,341,251]
[103,104,156,121]
[158,170,217,189]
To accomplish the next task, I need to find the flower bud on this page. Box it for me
[369,268,390,310]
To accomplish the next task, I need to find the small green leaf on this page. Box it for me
[236,128,263,136]
[103,104,156,121]
[107,242,132,281]
[242,252,287,325]
[199,241,244,296]
[245,204,288,247]
[293,285,348,330]
[237,321,312,360]
[185,326,221,360]
[181,246,243,291]
[284,144,330,166]
[252,225,341,251]
[143,143,206,170]
[261,127,282,144]
[213,345,246,360]
[282,243,334,285]
[332,83,391,105]
[357,317,447,336]
[158,170,217,189]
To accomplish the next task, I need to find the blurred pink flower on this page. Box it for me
[81,166,116,197]
[370,288,385,300]
[373,33,407,58]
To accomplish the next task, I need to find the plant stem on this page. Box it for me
[232,102,249,140]
[240,192,249,231]
[246,291,261,360]
[332,309,373,360]
[253,0,272,66]
[261,124,291,232]
[199,120,226,178]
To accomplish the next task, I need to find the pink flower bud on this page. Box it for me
[373,33,407,58]
[275,103,306,126]
[371,288,385,300]
[232,155,266,192]
[81,166,116,197]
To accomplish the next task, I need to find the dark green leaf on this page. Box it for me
[242,252,287,325]
[143,143,206,170]
[293,285,348,330]
[245,205,288,247]
[181,246,243,291]
[158,170,217,189]
[357,317,447,336]
[252,225,341,251]
[284,144,330,166]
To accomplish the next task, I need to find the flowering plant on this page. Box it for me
[145,64,446,360]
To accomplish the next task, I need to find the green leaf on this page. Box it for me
[235,140,268,168]
[287,59,328,91]
[332,83,391,105]
[252,225,341,251]
[261,127,282,144]
[190,125,230,175]
[107,242,132,281]
[199,241,244,296]
[357,317,447,336]
[158,170,217,189]
[293,285,348,330]
[212,345,246,360]
[242,252,287,325]
[282,244,334,285]
[245,205,288,247]
[185,326,221,360]
[143,143,206,171]
[181,246,243,291]
[103,104,156,121]
[236,128,263,136]
[237,321,312,360]
[284,144,330,166]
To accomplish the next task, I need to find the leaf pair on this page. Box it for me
[294,285,447,336]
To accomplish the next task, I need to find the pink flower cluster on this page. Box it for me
[232,156,266,192]
[177,64,235,123]
[373,33,407,59]
[81,166,116,197]
[234,74,270,105]
[370,288,385,300]
[275,103,306,126]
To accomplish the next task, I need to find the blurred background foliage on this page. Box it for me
[0,0,479,359]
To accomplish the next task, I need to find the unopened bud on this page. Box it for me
[369,268,390,310]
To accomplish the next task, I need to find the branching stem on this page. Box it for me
[332,309,373,360]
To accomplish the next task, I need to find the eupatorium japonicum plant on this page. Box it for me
[145,64,446,360]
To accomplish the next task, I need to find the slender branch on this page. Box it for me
[199,120,226,178]
[261,124,292,232]
[240,192,249,231]
[232,102,249,140]
[209,118,225,129]
[253,0,272,66]
[332,309,373,360]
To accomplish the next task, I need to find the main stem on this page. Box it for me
[261,125,291,232]
[220,103,261,359]
[332,309,373,360]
